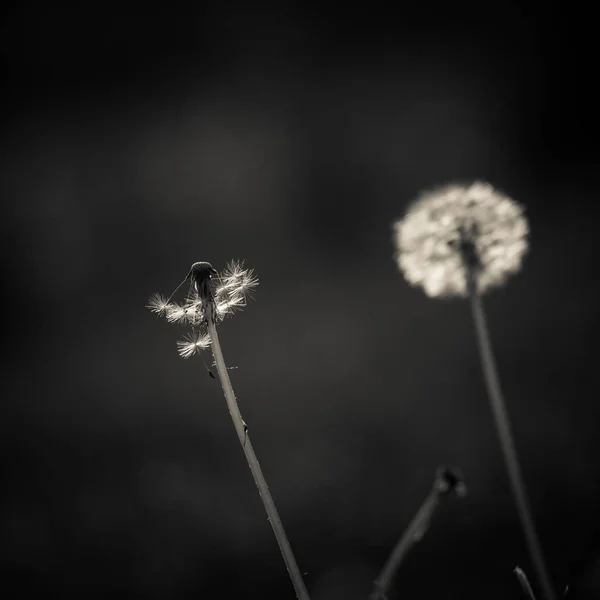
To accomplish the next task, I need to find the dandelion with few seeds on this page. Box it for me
[147,260,259,356]
[148,261,310,600]
[392,182,556,600]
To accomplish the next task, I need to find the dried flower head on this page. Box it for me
[434,465,467,498]
[148,260,258,357]
[393,182,529,297]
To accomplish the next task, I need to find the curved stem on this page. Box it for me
[369,488,442,600]
[468,282,556,600]
[515,566,538,600]
[206,313,310,600]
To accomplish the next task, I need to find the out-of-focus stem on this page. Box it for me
[515,566,539,600]
[468,273,556,600]
[369,468,465,600]
[370,489,441,600]
[206,307,310,600]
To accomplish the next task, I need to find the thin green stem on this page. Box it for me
[369,487,442,600]
[206,311,310,600]
[468,280,556,600]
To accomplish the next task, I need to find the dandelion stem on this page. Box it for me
[515,566,539,600]
[468,275,556,600]
[206,309,310,600]
[370,488,441,600]
[369,467,465,600]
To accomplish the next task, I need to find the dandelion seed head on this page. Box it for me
[147,260,258,356]
[187,262,218,306]
[393,181,529,297]
[189,261,218,279]
[176,331,212,359]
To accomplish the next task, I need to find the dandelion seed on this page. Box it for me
[215,260,259,304]
[177,331,212,359]
[216,294,246,319]
[220,259,247,283]
[165,302,193,324]
[393,181,528,297]
[147,293,170,316]
[165,299,205,325]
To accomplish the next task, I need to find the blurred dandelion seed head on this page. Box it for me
[393,182,529,297]
[147,260,258,358]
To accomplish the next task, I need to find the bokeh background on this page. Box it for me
[1,3,599,599]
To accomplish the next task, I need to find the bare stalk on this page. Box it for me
[370,490,440,600]
[468,274,556,600]
[369,467,466,600]
[206,306,310,600]
[515,566,539,600]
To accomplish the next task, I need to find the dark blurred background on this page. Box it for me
[1,3,599,599]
